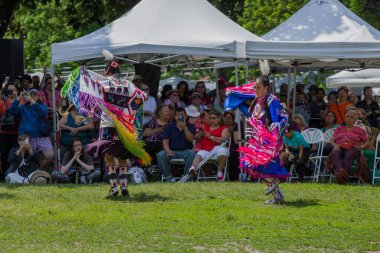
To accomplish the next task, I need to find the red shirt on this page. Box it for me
[0,99,18,134]
[200,124,227,151]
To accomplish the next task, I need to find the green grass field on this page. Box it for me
[0,182,380,252]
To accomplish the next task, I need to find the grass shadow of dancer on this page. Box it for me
[106,192,172,202]
[281,199,320,207]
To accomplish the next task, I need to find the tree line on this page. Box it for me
[1,0,379,70]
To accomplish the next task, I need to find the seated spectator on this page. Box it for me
[164,89,186,108]
[177,81,190,105]
[52,139,100,184]
[348,88,359,104]
[5,134,44,183]
[291,92,310,123]
[223,110,236,132]
[142,105,171,163]
[211,79,228,108]
[189,92,208,113]
[356,108,377,150]
[31,75,41,90]
[294,113,308,132]
[38,77,62,119]
[160,84,173,105]
[321,111,339,132]
[21,74,33,91]
[281,123,311,180]
[185,105,201,127]
[330,110,369,183]
[278,83,288,103]
[328,86,352,125]
[194,81,212,108]
[59,104,94,153]
[309,88,326,128]
[223,110,243,181]
[356,86,380,128]
[307,84,318,103]
[189,110,230,181]
[157,107,196,182]
[0,82,19,181]
[140,83,157,125]
[11,89,54,170]
[193,108,210,152]
[323,91,338,118]
[321,111,339,155]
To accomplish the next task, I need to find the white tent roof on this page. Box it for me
[326,68,380,89]
[51,0,263,64]
[246,0,380,65]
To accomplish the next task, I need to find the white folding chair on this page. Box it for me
[319,128,336,183]
[372,133,380,184]
[301,128,324,182]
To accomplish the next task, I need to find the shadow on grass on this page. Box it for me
[107,192,171,203]
[282,199,320,207]
[0,192,15,199]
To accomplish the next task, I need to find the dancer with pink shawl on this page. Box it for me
[225,62,289,204]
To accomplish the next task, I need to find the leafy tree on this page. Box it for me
[4,0,139,70]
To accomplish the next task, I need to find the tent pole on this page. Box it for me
[235,59,244,180]
[287,66,291,108]
[292,65,298,121]
[51,65,59,170]
[245,59,249,83]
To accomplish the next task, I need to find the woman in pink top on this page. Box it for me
[189,110,230,181]
[330,109,369,183]
[38,77,62,119]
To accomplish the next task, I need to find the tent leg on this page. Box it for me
[287,66,291,108]
[51,65,59,170]
[292,66,298,121]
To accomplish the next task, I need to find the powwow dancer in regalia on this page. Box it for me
[61,60,151,198]
[225,61,289,204]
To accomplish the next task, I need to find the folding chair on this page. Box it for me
[178,139,229,183]
[288,128,324,182]
[161,159,185,182]
[372,133,380,184]
[319,128,336,183]
[196,139,231,182]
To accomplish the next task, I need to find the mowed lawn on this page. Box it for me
[0,182,379,252]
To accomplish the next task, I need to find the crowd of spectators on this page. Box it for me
[1,72,380,185]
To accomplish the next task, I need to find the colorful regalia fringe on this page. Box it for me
[61,66,151,166]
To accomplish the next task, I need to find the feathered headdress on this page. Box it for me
[259,60,270,76]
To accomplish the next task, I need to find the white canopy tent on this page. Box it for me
[326,68,380,95]
[51,0,264,65]
[51,0,262,171]
[244,0,380,116]
[246,0,380,67]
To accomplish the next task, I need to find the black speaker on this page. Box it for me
[0,39,24,77]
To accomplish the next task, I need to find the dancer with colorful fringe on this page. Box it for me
[61,61,150,198]
[225,61,289,204]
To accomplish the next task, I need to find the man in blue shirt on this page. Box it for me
[157,107,196,182]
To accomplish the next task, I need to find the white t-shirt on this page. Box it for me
[143,96,157,125]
